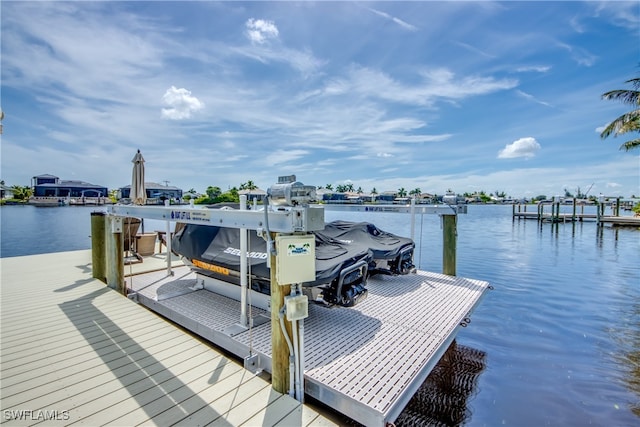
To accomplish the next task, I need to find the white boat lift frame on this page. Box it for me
[104,199,481,426]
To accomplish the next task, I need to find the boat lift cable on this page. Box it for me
[263,196,276,256]
[418,213,424,270]
[247,226,254,358]
[292,283,305,402]
[279,304,296,397]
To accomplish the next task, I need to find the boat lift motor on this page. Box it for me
[267,175,317,207]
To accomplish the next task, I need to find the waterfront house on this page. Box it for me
[118,182,183,204]
[238,187,267,203]
[1,185,14,200]
[30,174,109,205]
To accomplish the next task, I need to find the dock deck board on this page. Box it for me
[0,250,339,426]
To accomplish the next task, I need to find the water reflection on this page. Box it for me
[610,286,640,417]
[395,341,487,427]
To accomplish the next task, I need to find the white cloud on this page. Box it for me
[263,149,308,166]
[245,18,279,44]
[368,8,418,31]
[516,90,552,107]
[515,65,551,73]
[161,86,204,120]
[498,137,541,159]
[453,41,496,59]
[556,41,597,67]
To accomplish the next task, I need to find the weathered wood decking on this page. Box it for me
[0,250,341,426]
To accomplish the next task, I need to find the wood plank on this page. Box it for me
[171,375,270,426]
[1,319,185,375]
[102,362,250,426]
[0,250,341,427]
[207,386,284,426]
[239,392,301,426]
[1,333,197,407]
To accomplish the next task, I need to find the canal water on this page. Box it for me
[1,204,638,426]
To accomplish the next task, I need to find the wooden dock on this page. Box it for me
[513,211,640,226]
[512,202,640,226]
[0,250,342,426]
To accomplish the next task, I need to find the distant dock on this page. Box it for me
[512,198,640,227]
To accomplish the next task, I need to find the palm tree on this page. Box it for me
[325,184,333,191]
[600,76,640,151]
[397,187,407,198]
[239,180,257,190]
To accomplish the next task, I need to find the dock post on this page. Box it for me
[410,198,416,241]
[615,197,621,216]
[105,215,125,293]
[597,196,603,226]
[572,198,577,222]
[270,232,292,394]
[442,214,457,275]
[537,202,543,221]
[552,196,560,222]
[91,212,107,283]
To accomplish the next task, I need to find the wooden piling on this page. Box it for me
[442,214,457,276]
[90,212,106,283]
[105,215,124,293]
[537,202,543,221]
[270,233,292,394]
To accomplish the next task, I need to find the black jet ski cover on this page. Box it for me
[317,220,415,275]
[172,223,372,306]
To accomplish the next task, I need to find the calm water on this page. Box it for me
[1,204,639,426]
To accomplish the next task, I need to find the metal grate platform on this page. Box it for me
[126,266,489,426]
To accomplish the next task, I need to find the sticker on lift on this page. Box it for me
[287,243,311,256]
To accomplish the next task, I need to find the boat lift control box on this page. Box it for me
[275,234,315,285]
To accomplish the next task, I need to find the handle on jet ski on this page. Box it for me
[335,259,369,304]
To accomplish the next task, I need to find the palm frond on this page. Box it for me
[601,75,640,152]
[600,110,640,139]
[620,138,640,151]
[626,77,640,90]
[601,89,640,105]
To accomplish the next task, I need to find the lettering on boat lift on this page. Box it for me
[170,210,211,222]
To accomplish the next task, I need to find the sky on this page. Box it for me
[1,1,639,199]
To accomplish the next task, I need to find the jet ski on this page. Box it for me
[172,223,371,307]
[317,220,415,276]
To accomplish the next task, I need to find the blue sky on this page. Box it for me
[1,1,639,198]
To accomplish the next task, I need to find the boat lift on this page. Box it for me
[104,179,487,426]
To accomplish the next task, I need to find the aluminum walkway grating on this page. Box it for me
[127,266,489,426]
